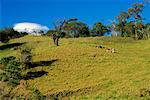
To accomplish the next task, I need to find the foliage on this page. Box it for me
[30,87,46,99]
[0,56,16,66]
[115,2,149,40]
[45,30,57,36]
[0,28,28,43]
[123,21,135,37]
[20,47,32,69]
[91,22,108,36]
[128,3,145,39]
[0,56,21,86]
[63,21,90,37]
[51,18,78,46]
[145,23,150,38]
[116,12,129,36]
[0,29,10,43]
[15,82,46,100]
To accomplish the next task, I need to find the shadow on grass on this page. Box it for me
[29,59,58,68]
[23,70,48,80]
[46,84,102,99]
[23,59,58,80]
[0,42,25,50]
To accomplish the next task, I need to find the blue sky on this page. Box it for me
[0,0,150,29]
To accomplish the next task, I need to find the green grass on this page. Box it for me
[0,35,150,99]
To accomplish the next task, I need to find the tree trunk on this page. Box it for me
[56,38,59,46]
[121,28,123,36]
[134,29,138,40]
[53,38,56,45]
[121,22,125,37]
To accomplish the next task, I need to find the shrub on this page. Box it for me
[0,28,28,43]
[31,87,46,100]
[15,82,46,100]
[0,56,22,86]
[45,30,56,36]
[20,47,32,69]
[0,56,16,66]
[0,31,10,43]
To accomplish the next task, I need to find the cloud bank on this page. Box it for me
[13,22,49,34]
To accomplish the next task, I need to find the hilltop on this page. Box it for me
[0,35,150,99]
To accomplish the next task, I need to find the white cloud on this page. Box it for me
[13,22,49,34]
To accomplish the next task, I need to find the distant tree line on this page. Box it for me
[0,28,28,43]
[45,19,108,38]
[115,2,150,40]
[45,18,108,46]
[45,2,150,43]
[0,2,149,45]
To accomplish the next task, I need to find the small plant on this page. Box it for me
[31,88,46,100]
[20,47,32,69]
[0,56,16,66]
[16,82,46,100]
[0,56,22,86]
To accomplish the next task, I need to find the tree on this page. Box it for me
[46,30,57,36]
[63,21,89,37]
[52,18,78,46]
[128,3,145,39]
[124,21,135,37]
[116,12,130,36]
[0,28,27,43]
[0,30,10,43]
[79,24,89,37]
[146,23,150,38]
[91,22,107,36]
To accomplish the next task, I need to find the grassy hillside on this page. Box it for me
[0,35,150,99]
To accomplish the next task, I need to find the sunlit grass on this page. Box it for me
[0,35,150,99]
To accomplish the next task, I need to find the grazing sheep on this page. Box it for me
[106,48,115,53]
[96,45,116,53]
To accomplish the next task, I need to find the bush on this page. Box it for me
[31,87,46,100]
[0,28,28,43]
[20,47,32,69]
[15,82,46,100]
[0,56,22,86]
[0,56,16,66]
[0,31,10,43]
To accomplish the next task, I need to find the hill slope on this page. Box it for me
[0,36,150,99]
